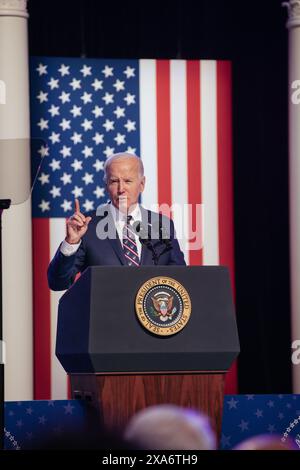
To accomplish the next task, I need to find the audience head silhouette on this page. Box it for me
[234,434,298,451]
[124,404,216,450]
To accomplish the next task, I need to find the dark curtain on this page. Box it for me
[28,0,291,393]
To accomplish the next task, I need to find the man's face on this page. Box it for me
[106,158,145,212]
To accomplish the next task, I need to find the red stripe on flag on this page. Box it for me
[186,61,203,265]
[32,218,51,399]
[156,60,172,210]
[216,61,237,393]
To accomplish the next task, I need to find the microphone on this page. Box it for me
[131,221,159,265]
[132,220,173,263]
[150,221,173,253]
[131,220,149,240]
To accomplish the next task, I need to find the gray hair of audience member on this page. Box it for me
[233,434,298,451]
[103,152,144,182]
[124,405,216,450]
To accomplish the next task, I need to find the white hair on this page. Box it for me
[103,152,144,182]
[124,405,216,450]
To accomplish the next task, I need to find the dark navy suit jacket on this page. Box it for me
[48,204,186,291]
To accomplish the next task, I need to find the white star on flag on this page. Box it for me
[69,78,81,90]
[70,132,82,144]
[103,119,114,132]
[80,65,92,77]
[114,106,125,118]
[49,132,60,144]
[38,199,50,211]
[103,146,114,157]
[36,63,48,75]
[102,65,113,77]
[82,172,94,185]
[37,118,49,130]
[124,92,135,105]
[47,78,59,89]
[113,79,125,92]
[38,173,50,185]
[49,131,60,145]
[102,92,114,105]
[37,91,48,103]
[58,64,70,76]
[60,146,72,158]
[92,133,104,145]
[81,119,93,131]
[93,159,104,171]
[70,105,82,117]
[123,65,135,78]
[61,199,72,212]
[81,146,93,158]
[93,186,105,198]
[71,159,83,171]
[81,92,92,104]
[71,186,83,198]
[92,105,103,118]
[59,119,71,131]
[38,145,49,157]
[238,420,249,432]
[49,186,61,198]
[60,173,72,185]
[91,79,103,91]
[64,402,75,415]
[59,91,70,104]
[114,133,126,145]
[49,159,61,171]
[48,105,60,117]
[124,119,136,132]
[82,199,94,211]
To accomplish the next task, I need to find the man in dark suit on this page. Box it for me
[48,153,186,291]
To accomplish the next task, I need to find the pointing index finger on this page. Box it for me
[75,199,80,213]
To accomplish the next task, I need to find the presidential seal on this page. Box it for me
[135,276,191,336]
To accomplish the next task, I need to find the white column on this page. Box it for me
[0,0,33,399]
[283,0,300,392]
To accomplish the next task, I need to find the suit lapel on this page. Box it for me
[140,206,152,265]
[109,236,127,265]
[99,204,156,266]
[97,203,127,265]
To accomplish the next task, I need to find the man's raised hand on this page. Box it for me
[65,199,92,244]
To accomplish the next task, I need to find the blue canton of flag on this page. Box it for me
[4,400,91,450]
[30,57,140,217]
[221,394,300,449]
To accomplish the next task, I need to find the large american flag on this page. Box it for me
[30,57,236,399]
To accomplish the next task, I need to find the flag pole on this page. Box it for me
[283,0,300,392]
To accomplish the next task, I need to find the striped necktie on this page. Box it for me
[122,215,139,266]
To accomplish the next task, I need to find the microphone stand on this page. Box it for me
[134,220,173,266]
[156,226,173,260]
[140,238,159,265]
[158,241,173,259]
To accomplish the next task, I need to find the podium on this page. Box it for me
[56,266,239,439]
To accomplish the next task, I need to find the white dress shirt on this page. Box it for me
[60,203,143,259]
